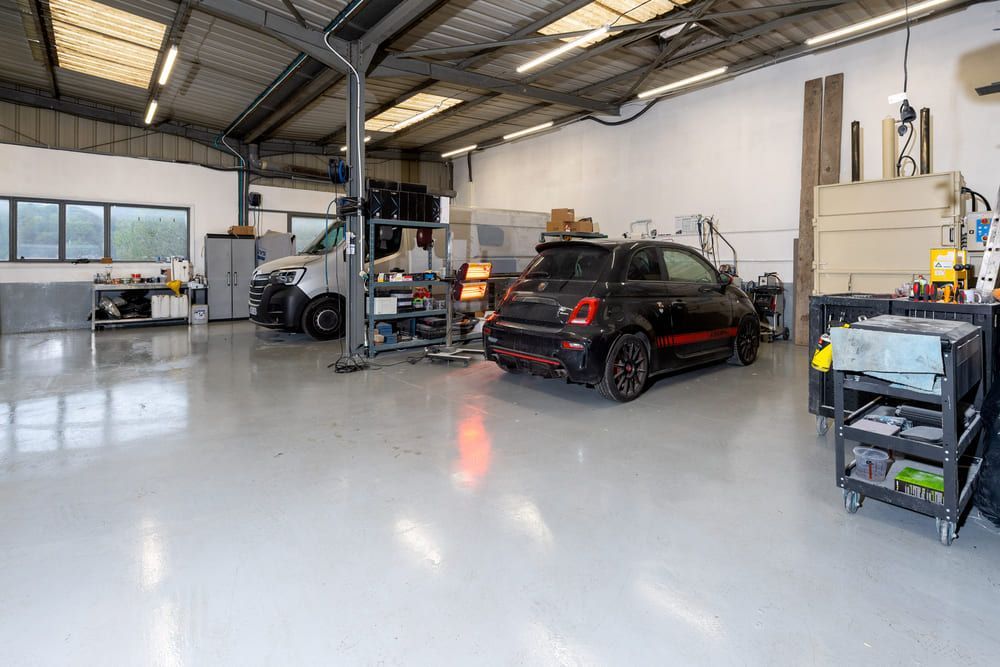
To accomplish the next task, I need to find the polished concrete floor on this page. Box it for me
[1,321,998,666]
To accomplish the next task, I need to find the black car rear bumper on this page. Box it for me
[249,280,310,331]
[483,319,612,384]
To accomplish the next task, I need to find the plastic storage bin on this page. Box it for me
[853,447,890,481]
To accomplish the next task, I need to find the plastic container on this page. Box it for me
[853,447,891,481]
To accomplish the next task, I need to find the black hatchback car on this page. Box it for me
[482,239,760,402]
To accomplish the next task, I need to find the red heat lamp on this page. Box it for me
[453,262,492,301]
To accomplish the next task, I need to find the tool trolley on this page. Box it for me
[833,316,986,545]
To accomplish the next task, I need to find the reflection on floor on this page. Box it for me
[1,321,998,664]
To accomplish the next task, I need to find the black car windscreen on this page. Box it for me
[523,246,608,281]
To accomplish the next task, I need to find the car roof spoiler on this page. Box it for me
[534,240,614,253]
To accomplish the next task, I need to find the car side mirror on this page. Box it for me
[719,273,733,286]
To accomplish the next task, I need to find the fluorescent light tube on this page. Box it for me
[144,99,157,124]
[392,107,442,131]
[340,136,372,152]
[637,66,728,99]
[441,144,477,158]
[516,25,609,73]
[157,45,178,85]
[659,23,687,39]
[805,0,951,45]
[503,121,554,141]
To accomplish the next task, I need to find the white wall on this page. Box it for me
[453,2,1000,280]
[0,143,340,282]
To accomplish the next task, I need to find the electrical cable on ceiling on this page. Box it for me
[586,96,662,126]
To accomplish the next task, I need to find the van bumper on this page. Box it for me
[249,283,310,331]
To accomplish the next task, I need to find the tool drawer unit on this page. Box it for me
[833,316,985,545]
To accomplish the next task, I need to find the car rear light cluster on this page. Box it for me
[561,341,585,350]
[567,297,601,326]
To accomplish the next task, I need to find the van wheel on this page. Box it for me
[302,296,345,341]
[597,333,649,402]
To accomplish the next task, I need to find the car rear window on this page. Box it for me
[523,246,608,281]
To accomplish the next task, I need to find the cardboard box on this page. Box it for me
[894,467,944,504]
[546,217,595,233]
[373,297,397,315]
[229,225,256,237]
[551,208,575,224]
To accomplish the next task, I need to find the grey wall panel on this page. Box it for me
[0,101,450,191]
[0,283,93,334]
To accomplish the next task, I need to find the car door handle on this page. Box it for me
[670,300,686,311]
[698,285,716,293]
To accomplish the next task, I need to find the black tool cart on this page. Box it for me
[833,315,985,545]
[809,294,1000,435]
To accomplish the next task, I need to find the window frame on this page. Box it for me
[287,213,340,254]
[0,196,189,263]
[625,246,667,282]
[661,247,720,284]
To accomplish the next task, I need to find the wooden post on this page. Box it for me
[794,78,823,346]
[820,74,844,187]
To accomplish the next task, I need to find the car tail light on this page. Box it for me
[567,297,601,326]
[561,341,585,350]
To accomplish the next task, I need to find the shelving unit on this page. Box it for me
[366,217,460,356]
[91,283,205,331]
[833,316,986,546]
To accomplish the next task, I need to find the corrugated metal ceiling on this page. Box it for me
[0,0,983,157]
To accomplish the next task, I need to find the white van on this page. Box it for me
[249,204,547,340]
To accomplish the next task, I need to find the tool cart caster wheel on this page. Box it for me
[936,518,956,546]
[817,415,830,436]
[844,490,861,514]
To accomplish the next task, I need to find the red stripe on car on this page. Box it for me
[656,327,738,348]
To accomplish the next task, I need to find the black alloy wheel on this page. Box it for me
[729,316,760,366]
[597,333,649,402]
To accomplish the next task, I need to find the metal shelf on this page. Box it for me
[373,337,447,352]
[370,309,446,321]
[95,317,187,326]
[369,218,448,229]
[371,280,443,289]
[94,284,203,291]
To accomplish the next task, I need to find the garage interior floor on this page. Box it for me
[2,321,998,665]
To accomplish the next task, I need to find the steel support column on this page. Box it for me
[344,40,366,356]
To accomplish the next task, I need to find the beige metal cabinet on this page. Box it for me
[813,172,966,294]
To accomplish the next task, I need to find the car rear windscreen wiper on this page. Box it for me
[525,271,550,278]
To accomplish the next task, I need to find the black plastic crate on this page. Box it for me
[890,301,1000,394]
[808,294,894,417]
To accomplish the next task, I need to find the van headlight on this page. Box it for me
[270,268,306,285]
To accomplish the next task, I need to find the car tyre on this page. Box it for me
[302,295,345,341]
[729,316,760,366]
[596,333,650,403]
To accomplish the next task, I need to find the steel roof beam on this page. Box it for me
[367,92,501,149]
[315,80,438,145]
[145,1,194,121]
[456,0,594,71]
[196,0,353,74]
[371,57,619,115]
[520,0,718,85]
[243,70,344,143]
[393,0,846,59]
[423,102,552,151]
[28,0,59,98]
[574,2,847,97]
